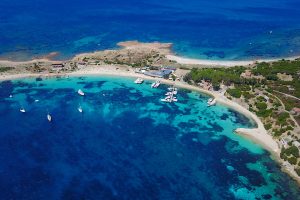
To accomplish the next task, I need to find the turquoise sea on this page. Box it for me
[0,76,300,199]
[0,0,300,60]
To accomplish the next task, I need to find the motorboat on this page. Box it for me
[151,80,161,88]
[207,98,213,104]
[207,98,217,107]
[134,78,144,84]
[78,89,85,96]
[20,108,26,113]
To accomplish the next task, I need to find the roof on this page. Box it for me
[161,66,176,71]
[292,107,300,113]
[143,69,173,78]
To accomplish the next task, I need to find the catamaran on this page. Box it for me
[78,89,85,96]
[134,78,144,84]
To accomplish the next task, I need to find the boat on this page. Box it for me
[134,78,144,84]
[9,95,13,98]
[78,105,83,113]
[20,108,26,113]
[151,80,161,88]
[78,89,85,96]
[47,113,52,122]
[35,99,39,102]
[207,98,217,107]
[207,98,213,104]
[168,87,177,91]
[161,97,172,102]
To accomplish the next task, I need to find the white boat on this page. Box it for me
[168,87,177,91]
[161,98,171,102]
[134,78,144,84]
[78,105,83,113]
[9,95,13,98]
[20,108,26,113]
[47,114,52,122]
[207,98,213,104]
[35,99,39,102]
[151,80,161,88]
[207,98,217,107]
[78,89,85,96]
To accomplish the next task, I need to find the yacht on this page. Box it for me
[47,113,52,122]
[134,78,144,84]
[78,89,85,96]
[20,108,26,113]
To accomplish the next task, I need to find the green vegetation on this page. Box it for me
[288,156,297,165]
[295,168,300,176]
[0,67,14,72]
[227,88,242,98]
[282,146,299,158]
[255,102,267,110]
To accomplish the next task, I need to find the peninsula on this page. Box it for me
[1,41,300,183]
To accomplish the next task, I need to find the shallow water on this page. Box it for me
[0,76,300,200]
[0,0,300,60]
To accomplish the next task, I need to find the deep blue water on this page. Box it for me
[0,76,300,200]
[0,0,300,61]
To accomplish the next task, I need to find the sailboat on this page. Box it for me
[78,105,83,113]
[47,113,52,122]
[78,89,85,96]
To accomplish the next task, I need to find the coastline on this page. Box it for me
[166,54,300,67]
[0,40,299,68]
[0,67,279,154]
[1,44,300,184]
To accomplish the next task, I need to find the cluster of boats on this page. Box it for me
[134,78,161,89]
[207,98,217,106]
[161,86,178,103]
[17,88,86,122]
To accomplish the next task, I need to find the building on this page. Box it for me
[143,69,173,78]
[291,107,300,116]
[51,63,65,70]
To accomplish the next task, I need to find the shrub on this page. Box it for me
[283,146,299,158]
[255,102,267,110]
[288,156,297,165]
[295,168,300,176]
[227,88,242,98]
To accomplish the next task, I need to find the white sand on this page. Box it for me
[166,55,300,67]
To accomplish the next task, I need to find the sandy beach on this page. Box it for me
[3,64,300,184]
[0,65,279,153]
[166,54,300,67]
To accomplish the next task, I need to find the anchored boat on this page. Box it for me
[78,89,85,96]
[134,78,144,84]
